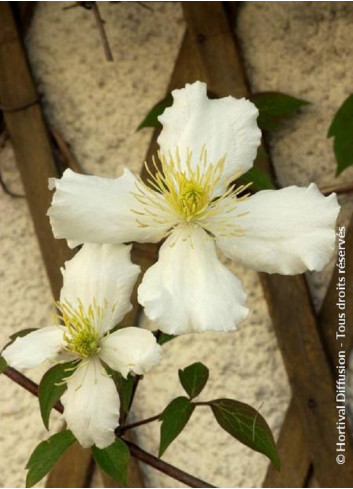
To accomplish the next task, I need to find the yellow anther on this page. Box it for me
[55,299,103,358]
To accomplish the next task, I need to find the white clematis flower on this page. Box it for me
[2,244,162,449]
[48,81,340,335]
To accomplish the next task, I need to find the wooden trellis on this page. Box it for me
[1,1,353,487]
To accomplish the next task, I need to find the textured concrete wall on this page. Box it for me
[1,2,353,487]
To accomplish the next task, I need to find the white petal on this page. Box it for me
[48,168,171,247]
[216,184,340,274]
[60,244,140,334]
[62,358,120,449]
[2,326,65,369]
[138,225,248,334]
[100,327,162,378]
[158,81,261,193]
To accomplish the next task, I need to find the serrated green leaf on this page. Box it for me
[250,92,309,131]
[9,328,38,341]
[157,332,176,345]
[137,95,172,130]
[178,362,209,399]
[210,399,279,469]
[327,94,353,175]
[26,430,76,487]
[0,356,7,374]
[39,361,77,430]
[159,396,195,456]
[92,438,130,485]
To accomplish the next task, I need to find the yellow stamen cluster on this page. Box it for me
[132,148,252,239]
[56,300,103,359]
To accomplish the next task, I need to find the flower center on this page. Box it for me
[172,178,210,221]
[56,300,102,358]
[132,148,251,239]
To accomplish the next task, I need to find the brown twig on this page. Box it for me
[123,439,215,488]
[91,2,113,62]
[2,366,215,488]
[121,412,161,432]
[0,169,25,198]
[319,180,353,196]
[122,401,211,432]
[50,126,84,175]
[63,2,113,62]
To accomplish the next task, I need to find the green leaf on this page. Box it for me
[250,92,309,131]
[178,362,209,399]
[327,94,353,175]
[157,332,176,345]
[39,361,77,430]
[109,368,135,414]
[210,399,279,469]
[118,374,135,413]
[237,148,274,191]
[239,166,274,191]
[137,95,172,130]
[26,430,76,487]
[0,356,7,374]
[9,328,37,341]
[159,396,195,456]
[92,438,130,485]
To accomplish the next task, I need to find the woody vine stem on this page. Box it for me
[3,365,215,488]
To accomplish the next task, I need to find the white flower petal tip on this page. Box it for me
[2,326,65,369]
[47,168,166,247]
[217,183,341,275]
[157,81,261,191]
[62,358,120,449]
[138,226,249,335]
[100,327,162,378]
[60,243,140,335]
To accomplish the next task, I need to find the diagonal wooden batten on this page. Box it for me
[0,3,143,487]
[182,2,353,487]
[0,2,74,300]
[0,3,94,487]
[265,214,353,487]
[262,401,310,488]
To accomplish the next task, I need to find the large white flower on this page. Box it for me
[48,81,340,335]
[2,244,162,448]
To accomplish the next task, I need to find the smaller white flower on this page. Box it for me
[2,244,162,449]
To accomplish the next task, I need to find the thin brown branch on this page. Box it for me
[50,126,84,175]
[319,180,353,196]
[2,366,215,488]
[91,2,113,62]
[121,413,161,432]
[123,439,215,488]
[0,168,25,198]
[122,400,211,432]
[3,367,63,412]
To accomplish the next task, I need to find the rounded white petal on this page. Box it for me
[158,81,261,193]
[100,327,162,378]
[216,184,340,274]
[60,243,140,334]
[2,326,65,369]
[138,225,248,334]
[61,358,120,449]
[48,168,170,247]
